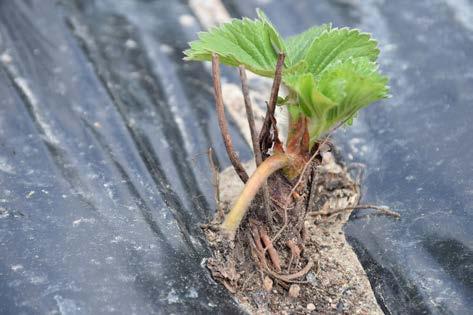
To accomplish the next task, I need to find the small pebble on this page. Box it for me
[263,276,273,292]
[307,303,316,311]
[306,271,317,286]
[1,53,12,64]
[288,284,300,298]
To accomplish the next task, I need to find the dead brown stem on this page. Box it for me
[259,53,285,155]
[211,54,249,183]
[238,65,262,166]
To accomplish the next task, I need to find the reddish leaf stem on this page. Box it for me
[212,54,249,183]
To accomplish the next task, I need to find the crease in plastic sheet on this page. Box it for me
[0,0,247,313]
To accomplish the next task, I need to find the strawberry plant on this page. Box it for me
[184,10,388,239]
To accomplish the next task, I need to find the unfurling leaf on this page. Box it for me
[286,58,388,144]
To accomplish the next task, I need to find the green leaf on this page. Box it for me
[285,58,388,143]
[184,9,390,148]
[184,16,284,77]
[303,28,380,76]
[284,73,336,119]
[276,96,290,106]
[319,57,388,131]
[256,9,286,56]
[285,24,331,66]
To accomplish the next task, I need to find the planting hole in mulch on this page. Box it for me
[202,148,389,314]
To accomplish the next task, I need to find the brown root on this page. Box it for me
[259,226,282,272]
[286,240,301,273]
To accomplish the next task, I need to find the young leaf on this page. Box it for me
[184,17,284,77]
[285,58,388,143]
[303,28,380,76]
[284,73,336,120]
[284,24,331,66]
[319,57,388,129]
